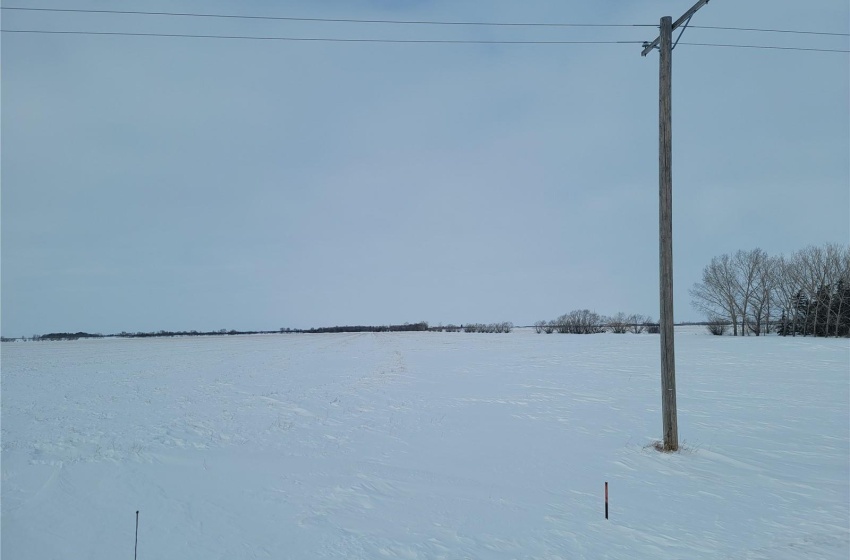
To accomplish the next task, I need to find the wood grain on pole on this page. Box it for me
[659,15,679,452]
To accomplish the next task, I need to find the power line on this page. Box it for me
[0,6,654,28]
[679,42,849,53]
[3,6,848,37]
[2,29,847,52]
[687,25,848,37]
[0,29,643,44]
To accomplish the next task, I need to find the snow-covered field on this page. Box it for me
[2,327,848,559]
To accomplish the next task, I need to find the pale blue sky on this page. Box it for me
[2,0,848,335]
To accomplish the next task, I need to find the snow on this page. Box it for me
[2,327,848,559]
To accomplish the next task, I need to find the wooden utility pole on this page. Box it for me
[642,0,710,452]
[657,14,678,453]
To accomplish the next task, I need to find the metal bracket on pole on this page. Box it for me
[672,15,694,50]
[641,0,710,56]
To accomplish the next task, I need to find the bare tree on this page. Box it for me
[697,244,850,338]
[732,248,767,336]
[553,310,604,334]
[608,312,630,334]
[690,254,740,335]
[832,246,850,337]
[823,243,849,337]
[706,318,728,336]
[773,255,802,336]
[734,249,775,336]
[790,246,830,336]
[627,314,650,334]
[553,314,570,334]
[746,252,777,336]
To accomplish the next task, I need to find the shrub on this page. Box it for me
[608,312,630,334]
[706,319,728,336]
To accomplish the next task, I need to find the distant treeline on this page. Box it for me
[29,332,106,341]
[0,320,742,343]
[459,322,514,333]
[296,322,429,334]
[119,329,280,338]
[11,321,530,341]
[296,322,515,334]
[19,329,280,342]
[15,324,431,341]
[534,310,657,335]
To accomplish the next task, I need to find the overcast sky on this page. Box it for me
[2,0,848,336]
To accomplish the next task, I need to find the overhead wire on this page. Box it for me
[678,42,849,53]
[0,30,644,45]
[1,5,847,52]
[0,6,656,28]
[1,29,847,52]
[2,6,848,36]
[686,25,848,37]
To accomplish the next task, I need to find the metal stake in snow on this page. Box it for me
[641,0,711,453]
[604,482,609,520]
[135,510,139,560]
